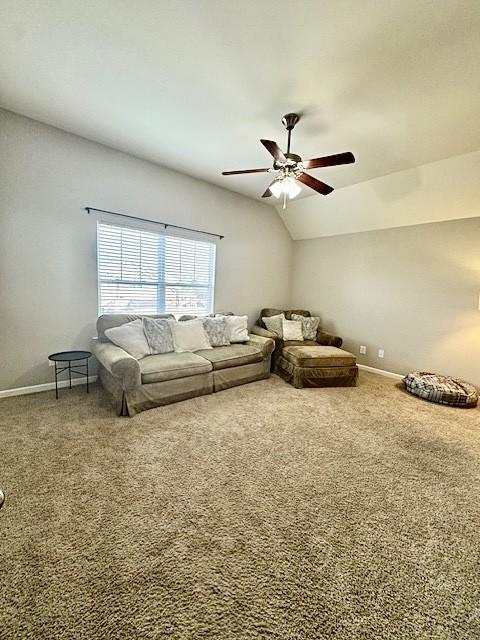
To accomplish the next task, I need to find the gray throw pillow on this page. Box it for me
[201,317,230,347]
[262,313,285,338]
[292,314,320,340]
[143,317,174,354]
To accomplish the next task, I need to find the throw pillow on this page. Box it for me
[104,319,150,360]
[222,315,249,343]
[201,317,230,347]
[169,319,212,353]
[262,313,285,338]
[292,314,320,340]
[282,319,304,341]
[143,317,174,354]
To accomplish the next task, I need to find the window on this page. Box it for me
[97,220,216,316]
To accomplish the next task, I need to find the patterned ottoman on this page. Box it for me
[403,372,478,408]
[276,345,358,389]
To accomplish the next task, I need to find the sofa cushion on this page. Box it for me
[283,346,356,368]
[195,343,264,370]
[140,352,212,384]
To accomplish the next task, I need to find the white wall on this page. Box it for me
[279,150,480,239]
[0,109,292,390]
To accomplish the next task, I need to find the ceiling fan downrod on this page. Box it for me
[282,113,300,155]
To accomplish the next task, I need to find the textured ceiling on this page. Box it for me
[0,0,479,203]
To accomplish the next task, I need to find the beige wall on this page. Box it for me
[292,218,480,385]
[0,109,292,390]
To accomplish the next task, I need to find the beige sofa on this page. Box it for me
[93,314,275,416]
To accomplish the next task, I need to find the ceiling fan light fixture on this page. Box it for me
[270,176,301,199]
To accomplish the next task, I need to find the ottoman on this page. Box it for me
[403,372,478,408]
[276,345,358,389]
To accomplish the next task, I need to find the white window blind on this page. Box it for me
[97,220,216,316]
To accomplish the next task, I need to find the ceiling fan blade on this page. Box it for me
[302,152,355,169]
[261,179,277,198]
[260,139,286,163]
[222,168,271,175]
[297,172,334,195]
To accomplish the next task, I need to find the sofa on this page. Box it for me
[93,313,275,416]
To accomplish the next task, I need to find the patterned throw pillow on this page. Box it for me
[291,314,320,340]
[142,317,174,354]
[201,317,230,347]
[282,319,304,341]
[262,313,285,338]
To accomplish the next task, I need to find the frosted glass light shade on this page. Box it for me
[270,177,301,199]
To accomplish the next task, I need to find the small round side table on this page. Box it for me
[48,350,92,399]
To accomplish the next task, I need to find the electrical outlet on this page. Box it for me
[359,345,367,355]
[378,349,385,359]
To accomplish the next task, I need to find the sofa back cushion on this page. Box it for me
[97,313,174,342]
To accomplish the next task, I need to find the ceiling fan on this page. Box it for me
[222,113,355,208]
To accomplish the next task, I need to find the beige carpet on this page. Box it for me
[0,372,479,639]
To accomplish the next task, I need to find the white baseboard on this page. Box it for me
[0,376,98,399]
[357,364,404,381]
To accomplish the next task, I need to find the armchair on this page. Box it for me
[251,308,343,370]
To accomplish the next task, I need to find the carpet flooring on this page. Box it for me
[0,372,479,639]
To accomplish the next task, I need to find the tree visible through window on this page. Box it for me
[97,221,216,315]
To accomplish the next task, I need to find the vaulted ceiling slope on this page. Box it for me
[0,1,479,203]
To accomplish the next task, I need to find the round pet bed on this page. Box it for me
[403,372,478,408]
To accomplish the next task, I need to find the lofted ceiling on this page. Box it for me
[0,0,479,203]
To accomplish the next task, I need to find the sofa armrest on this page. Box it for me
[247,333,275,357]
[93,341,141,390]
[250,325,275,340]
[316,329,343,348]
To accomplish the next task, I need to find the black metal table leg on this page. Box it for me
[55,362,58,399]
[69,361,72,388]
[86,358,89,393]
